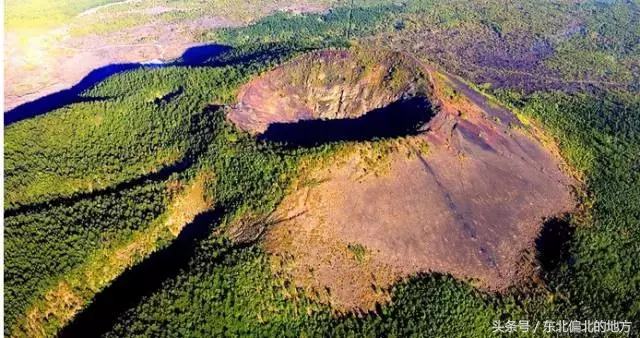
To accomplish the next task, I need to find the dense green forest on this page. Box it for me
[4,43,311,212]
[4,0,639,336]
[495,89,640,321]
[4,46,313,336]
[4,179,170,332]
[5,66,237,209]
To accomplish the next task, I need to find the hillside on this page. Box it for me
[240,49,575,312]
[4,0,639,337]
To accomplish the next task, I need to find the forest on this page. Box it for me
[4,0,639,337]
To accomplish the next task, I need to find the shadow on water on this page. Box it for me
[4,44,231,126]
[58,207,226,338]
[535,215,575,274]
[259,95,434,148]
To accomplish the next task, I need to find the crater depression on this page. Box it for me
[228,49,435,146]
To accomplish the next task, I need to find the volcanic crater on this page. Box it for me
[227,49,576,312]
[228,49,435,146]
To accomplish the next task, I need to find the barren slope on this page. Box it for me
[229,49,575,311]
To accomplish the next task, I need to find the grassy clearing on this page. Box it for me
[5,0,116,31]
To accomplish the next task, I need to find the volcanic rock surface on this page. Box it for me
[228,49,433,135]
[228,49,576,312]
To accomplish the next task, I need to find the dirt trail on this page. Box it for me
[445,74,521,126]
[402,52,520,126]
[78,0,140,17]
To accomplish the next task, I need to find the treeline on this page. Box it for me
[101,239,508,337]
[495,88,640,321]
[209,5,402,46]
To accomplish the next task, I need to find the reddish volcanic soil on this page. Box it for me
[230,49,576,311]
[228,49,432,134]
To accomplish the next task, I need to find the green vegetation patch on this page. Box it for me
[347,243,368,263]
[4,180,170,334]
[5,0,116,31]
[5,65,247,210]
[495,88,640,321]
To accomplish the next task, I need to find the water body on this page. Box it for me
[4,44,231,126]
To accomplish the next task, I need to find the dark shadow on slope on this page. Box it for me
[4,159,192,217]
[535,215,575,274]
[176,44,232,65]
[5,104,222,216]
[259,95,433,148]
[153,86,184,105]
[58,208,226,338]
[4,63,140,125]
[4,44,231,126]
